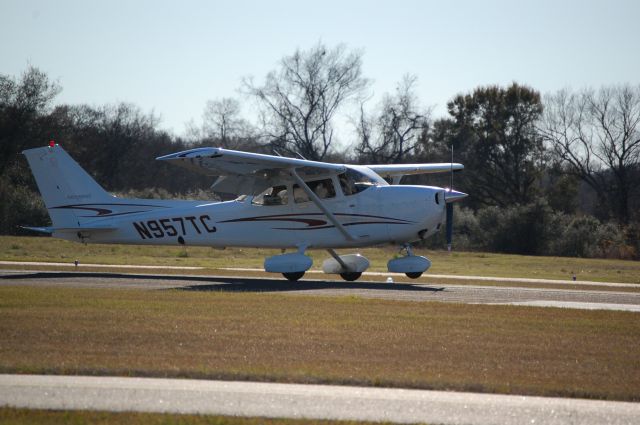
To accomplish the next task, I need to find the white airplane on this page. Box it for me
[23,142,466,281]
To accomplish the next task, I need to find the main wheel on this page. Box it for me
[405,272,422,279]
[283,272,305,281]
[340,272,362,282]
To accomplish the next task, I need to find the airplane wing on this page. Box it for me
[157,147,346,195]
[366,163,464,178]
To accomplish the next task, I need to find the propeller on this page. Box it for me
[444,189,467,251]
[446,202,453,252]
[444,145,467,252]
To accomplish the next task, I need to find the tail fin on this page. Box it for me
[22,144,115,228]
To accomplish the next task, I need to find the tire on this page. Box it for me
[405,272,422,279]
[283,272,305,281]
[340,272,362,282]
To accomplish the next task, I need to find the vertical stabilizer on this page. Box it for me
[22,144,114,228]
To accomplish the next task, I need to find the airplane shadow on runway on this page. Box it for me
[178,279,445,293]
[1,271,444,293]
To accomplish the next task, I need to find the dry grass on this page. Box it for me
[0,408,390,425]
[2,236,639,283]
[1,285,638,401]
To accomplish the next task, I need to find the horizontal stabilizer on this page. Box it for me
[21,225,117,234]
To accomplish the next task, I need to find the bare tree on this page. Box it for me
[540,85,640,223]
[244,43,368,160]
[356,74,430,163]
[202,97,253,148]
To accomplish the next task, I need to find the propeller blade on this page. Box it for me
[446,202,453,252]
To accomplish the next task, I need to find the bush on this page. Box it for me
[548,215,601,257]
[0,176,49,235]
[475,199,555,255]
[422,198,635,259]
[595,222,635,259]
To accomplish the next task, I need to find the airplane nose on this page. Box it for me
[444,189,468,203]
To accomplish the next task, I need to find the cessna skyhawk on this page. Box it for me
[23,143,466,281]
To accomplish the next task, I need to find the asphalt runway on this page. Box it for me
[2,374,639,425]
[2,270,640,312]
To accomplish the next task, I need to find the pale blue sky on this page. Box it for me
[2,0,639,142]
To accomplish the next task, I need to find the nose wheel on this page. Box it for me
[387,244,431,279]
[401,245,423,278]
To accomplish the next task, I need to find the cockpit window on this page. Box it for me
[293,178,336,203]
[338,169,378,196]
[252,185,288,206]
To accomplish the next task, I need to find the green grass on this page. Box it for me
[1,285,638,401]
[2,236,639,283]
[0,408,392,425]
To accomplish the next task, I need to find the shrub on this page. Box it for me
[0,176,49,235]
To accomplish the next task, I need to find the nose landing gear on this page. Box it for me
[387,244,431,279]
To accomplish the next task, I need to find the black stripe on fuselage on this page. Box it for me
[50,203,170,217]
[219,212,414,230]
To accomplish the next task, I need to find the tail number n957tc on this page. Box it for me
[133,215,216,240]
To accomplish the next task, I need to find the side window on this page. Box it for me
[293,178,336,203]
[252,185,288,206]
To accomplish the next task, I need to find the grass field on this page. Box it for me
[1,285,638,401]
[2,236,639,283]
[0,408,387,425]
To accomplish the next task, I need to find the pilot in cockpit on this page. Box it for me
[314,182,328,198]
[339,174,355,195]
[263,186,287,205]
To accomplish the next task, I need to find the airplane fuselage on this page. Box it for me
[58,185,446,250]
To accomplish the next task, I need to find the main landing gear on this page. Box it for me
[264,248,313,282]
[322,251,370,282]
[282,271,305,281]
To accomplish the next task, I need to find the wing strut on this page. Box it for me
[327,248,349,271]
[289,168,355,241]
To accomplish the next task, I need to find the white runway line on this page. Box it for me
[221,267,639,288]
[1,374,639,425]
[489,300,640,312]
[0,260,203,270]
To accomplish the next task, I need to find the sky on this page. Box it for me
[2,0,639,143]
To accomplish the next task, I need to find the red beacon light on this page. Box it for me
[48,140,56,148]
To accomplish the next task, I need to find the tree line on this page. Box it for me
[1,43,639,258]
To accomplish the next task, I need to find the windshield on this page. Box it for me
[338,168,379,196]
